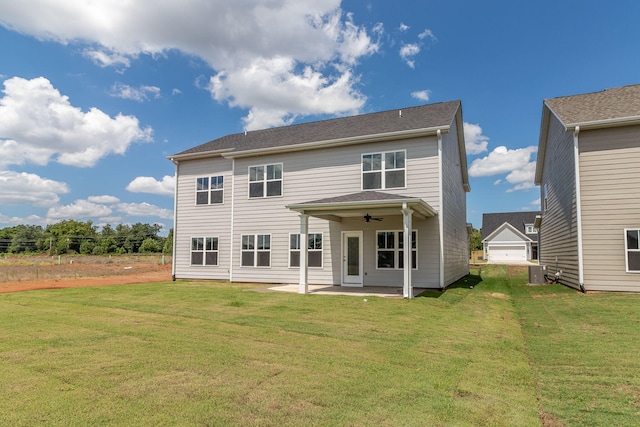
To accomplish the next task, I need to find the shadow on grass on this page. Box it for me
[416,271,484,299]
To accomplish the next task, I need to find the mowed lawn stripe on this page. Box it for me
[2,273,539,426]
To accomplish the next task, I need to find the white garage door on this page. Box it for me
[489,245,526,261]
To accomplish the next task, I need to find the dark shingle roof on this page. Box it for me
[545,84,640,127]
[481,212,540,240]
[173,100,460,156]
[301,191,415,205]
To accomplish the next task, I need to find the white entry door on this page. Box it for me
[342,231,363,286]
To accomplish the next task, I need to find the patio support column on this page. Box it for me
[402,203,413,298]
[298,213,309,294]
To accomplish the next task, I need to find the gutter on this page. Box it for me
[222,126,451,159]
[437,129,445,290]
[171,160,179,281]
[573,126,586,292]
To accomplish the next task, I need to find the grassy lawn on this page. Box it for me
[0,266,638,426]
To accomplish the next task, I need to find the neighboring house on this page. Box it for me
[481,212,539,262]
[168,101,471,297]
[535,84,640,292]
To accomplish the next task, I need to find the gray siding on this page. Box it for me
[173,157,233,280]
[441,118,469,286]
[539,113,580,288]
[229,136,442,287]
[579,125,640,291]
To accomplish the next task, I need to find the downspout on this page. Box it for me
[229,158,235,282]
[437,129,445,289]
[573,126,586,292]
[171,160,178,281]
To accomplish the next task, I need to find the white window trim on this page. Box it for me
[248,163,283,199]
[241,234,272,268]
[361,150,407,191]
[624,228,640,273]
[289,232,324,269]
[375,230,418,270]
[195,175,224,206]
[190,236,219,266]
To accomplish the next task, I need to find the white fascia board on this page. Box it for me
[564,115,640,131]
[222,126,450,159]
[286,198,438,218]
[167,148,234,163]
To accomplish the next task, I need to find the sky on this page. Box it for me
[1,0,639,234]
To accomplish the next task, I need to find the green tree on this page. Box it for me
[470,228,483,251]
[139,238,161,253]
[163,229,173,255]
[45,220,97,254]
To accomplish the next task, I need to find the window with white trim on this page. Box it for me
[289,233,323,268]
[249,164,282,198]
[191,237,219,266]
[525,224,538,234]
[376,230,417,269]
[196,176,224,205]
[625,229,640,272]
[241,234,271,267]
[362,150,406,190]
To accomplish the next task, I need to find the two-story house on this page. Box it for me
[481,212,540,262]
[535,84,640,292]
[168,101,470,298]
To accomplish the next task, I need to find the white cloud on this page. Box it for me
[411,90,431,101]
[0,170,69,207]
[0,1,381,130]
[88,195,120,204]
[468,146,538,192]
[531,198,541,207]
[0,213,47,227]
[463,122,490,155]
[47,199,113,221]
[0,77,153,168]
[126,175,175,196]
[418,29,437,41]
[83,48,131,68]
[399,43,420,68]
[116,202,173,220]
[399,23,410,32]
[210,58,365,130]
[110,83,161,102]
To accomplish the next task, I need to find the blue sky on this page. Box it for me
[1,0,639,234]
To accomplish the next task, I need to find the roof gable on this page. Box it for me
[172,101,461,158]
[481,212,539,240]
[482,221,532,243]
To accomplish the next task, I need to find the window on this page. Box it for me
[290,233,323,268]
[625,229,640,272]
[196,176,224,205]
[543,184,548,212]
[377,230,417,269]
[241,234,271,267]
[249,164,282,198]
[525,224,538,234]
[362,150,406,190]
[191,237,219,266]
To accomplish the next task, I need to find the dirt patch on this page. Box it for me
[0,255,172,294]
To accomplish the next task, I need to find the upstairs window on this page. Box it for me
[525,224,538,234]
[289,233,323,268]
[362,150,406,190]
[625,229,640,272]
[249,164,282,198]
[196,176,224,205]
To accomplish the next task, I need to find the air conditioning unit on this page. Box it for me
[528,265,547,285]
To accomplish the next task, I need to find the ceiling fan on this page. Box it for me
[364,213,383,223]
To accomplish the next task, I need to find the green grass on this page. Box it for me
[0,267,639,426]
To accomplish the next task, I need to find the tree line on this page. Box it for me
[0,219,173,255]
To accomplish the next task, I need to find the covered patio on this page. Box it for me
[267,284,427,298]
[286,191,438,299]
